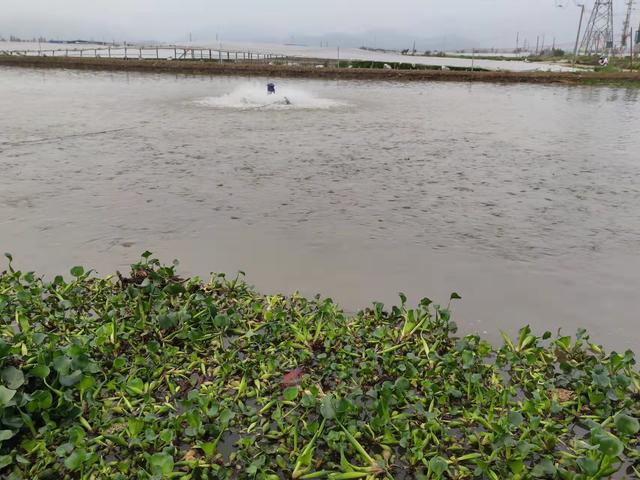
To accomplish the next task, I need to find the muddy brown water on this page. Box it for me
[1,67,639,352]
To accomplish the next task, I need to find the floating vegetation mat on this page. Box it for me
[0,253,638,479]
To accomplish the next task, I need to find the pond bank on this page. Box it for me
[2,55,640,86]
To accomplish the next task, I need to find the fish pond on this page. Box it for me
[1,67,640,352]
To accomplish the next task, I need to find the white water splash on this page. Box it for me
[196,83,346,110]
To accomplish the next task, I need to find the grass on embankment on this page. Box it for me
[527,54,640,72]
[2,55,640,87]
[1,253,639,479]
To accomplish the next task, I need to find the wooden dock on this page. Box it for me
[0,45,291,64]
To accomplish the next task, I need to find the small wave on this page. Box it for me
[195,84,346,110]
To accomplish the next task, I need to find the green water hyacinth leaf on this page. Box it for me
[128,418,144,437]
[0,430,14,442]
[113,357,127,370]
[577,457,599,476]
[320,395,336,419]
[158,313,178,330]
[429,456,449,476]
[614,413,639,435]
[555,336,572,351]
[0,454,12,470]
[126,377,145,396]
[60,370,83,387]
[199,441,216,458]
[1,367,24,389]
[52,355,72,374]
[27,390,52,411]
[64,449,86,471]
[70,266,84,278]
[592,429,624,457]
[531,459,557,477]
[461,350,474,369]
[509,459,525,475]
[219,408,235,425]
[149,452,174,476]
[246,455,267,475]
[78,375,95,393]
[591,367,610,387]
[0,340,9,359]
[0,386,16,407]
[508,411,524,428]
[30,365,50,379]
[283,386,299,401]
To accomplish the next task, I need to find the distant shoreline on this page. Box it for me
[2,55,640,86]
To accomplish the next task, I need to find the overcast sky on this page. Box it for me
[1,0,636,49]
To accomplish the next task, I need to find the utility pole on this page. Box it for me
[631,27,634,70]
[516,31,520,52]
[573,3,586,66]
[535,36,540,54]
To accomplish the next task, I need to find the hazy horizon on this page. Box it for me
[1,1,638,50]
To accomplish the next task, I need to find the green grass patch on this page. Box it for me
[0,253,638,479]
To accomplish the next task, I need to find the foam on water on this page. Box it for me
[196,83,346,110]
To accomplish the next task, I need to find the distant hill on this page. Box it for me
[280,30,479,52]
[194,28,481,52]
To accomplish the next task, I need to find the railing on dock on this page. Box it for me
[0,45,293,64]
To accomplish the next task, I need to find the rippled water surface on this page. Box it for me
[1,67,639,350]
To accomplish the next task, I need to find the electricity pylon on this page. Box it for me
[579,0,615,54]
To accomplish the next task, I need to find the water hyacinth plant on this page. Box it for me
[0,252,638,479]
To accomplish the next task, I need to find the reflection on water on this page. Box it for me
[1,67,639,351]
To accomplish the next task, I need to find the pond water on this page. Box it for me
[1,67,639,351]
